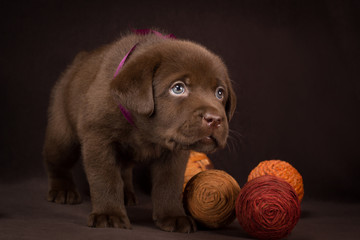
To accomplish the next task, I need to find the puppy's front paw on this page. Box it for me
[155,216,197,233]
[88,213,132,229]
[47,189,82,204]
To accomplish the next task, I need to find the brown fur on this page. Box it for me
[43,31,236,232]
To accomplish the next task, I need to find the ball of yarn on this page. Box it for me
[236,175,301,240]
[183,169,240,229]
[183,151,214,190]
[248,160,304,202]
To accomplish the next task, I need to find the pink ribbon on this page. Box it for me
[114,29,175,126]
[113,43,138,78]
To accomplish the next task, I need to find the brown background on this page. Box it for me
[1,0,359,203]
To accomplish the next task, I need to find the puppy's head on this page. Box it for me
[111,40,236,153]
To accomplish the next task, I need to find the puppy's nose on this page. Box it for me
[203,113,222,128]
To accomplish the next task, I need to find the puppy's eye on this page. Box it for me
[215,87,225,100]
[170,81,187,96]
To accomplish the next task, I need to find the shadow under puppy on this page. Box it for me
[43,30,236,233]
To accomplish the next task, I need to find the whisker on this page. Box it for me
[226,129,244,153]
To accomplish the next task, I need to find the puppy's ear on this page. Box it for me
[226,80,237,121]
[110,51,161,116]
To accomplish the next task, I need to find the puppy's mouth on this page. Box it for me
[168,135,220,153]
[196,136,218,146]
[188,135,220,153]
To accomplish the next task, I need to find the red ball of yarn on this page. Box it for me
[236,175,300,240]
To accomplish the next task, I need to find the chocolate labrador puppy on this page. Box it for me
[43,30,236,233]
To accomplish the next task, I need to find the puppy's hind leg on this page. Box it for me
[43,109,81,204]
[121,164,138,206]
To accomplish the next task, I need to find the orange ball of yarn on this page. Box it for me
[183,170,241,229]
[248,160,304,202]
[183,151,214,190]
